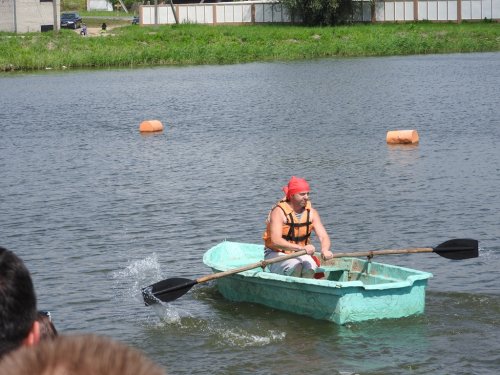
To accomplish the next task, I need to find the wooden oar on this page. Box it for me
[142,238,478,306]
[142,249,308,306]
[328,238,478,261]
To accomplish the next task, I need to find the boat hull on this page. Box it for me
[203,241,433,324]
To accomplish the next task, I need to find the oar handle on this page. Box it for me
[196,249,308,284]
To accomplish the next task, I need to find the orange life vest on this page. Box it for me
[263,200,313,253]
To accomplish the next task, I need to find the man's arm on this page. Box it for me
[311,208,333,259]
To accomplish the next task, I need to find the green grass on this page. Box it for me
[60,0,86,11]
[1,22,499,72]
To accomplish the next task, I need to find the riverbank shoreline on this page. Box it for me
[1,22,499,72]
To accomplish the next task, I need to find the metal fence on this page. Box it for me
[139,0,500,25]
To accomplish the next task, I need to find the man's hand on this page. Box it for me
[321,250,334,260]
[304,244,316,255]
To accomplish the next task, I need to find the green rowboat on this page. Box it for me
[203,241,433,325]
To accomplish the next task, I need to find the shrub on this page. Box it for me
[281,0,355,25]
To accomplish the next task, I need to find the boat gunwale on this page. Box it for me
[203,241,433,291]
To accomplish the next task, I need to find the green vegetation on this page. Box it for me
[60,0,87,11]
[1,22,499,72]
[280,0,355,25]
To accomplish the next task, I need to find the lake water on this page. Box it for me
[1,53,499,374]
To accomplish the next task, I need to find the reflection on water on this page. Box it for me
[386,143,420,168]
[1,53,500,375]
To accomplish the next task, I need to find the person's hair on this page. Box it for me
[0,334,166,375]
[37,311,58,340]
[0,246,38,358]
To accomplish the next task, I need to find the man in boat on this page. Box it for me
[263,176,333,278]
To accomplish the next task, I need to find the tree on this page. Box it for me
[280,0,354,26]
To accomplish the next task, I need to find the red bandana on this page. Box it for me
[282,176,310,200]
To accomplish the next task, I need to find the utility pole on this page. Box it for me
[168,0,178,24]
[53,0,59,31]
[13,0,18,33]
[154,0,158,24]
[155,0,178,25]
[118,0,128,13]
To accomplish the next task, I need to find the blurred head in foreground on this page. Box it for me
[0,246,39,359]
[0,334,166,375]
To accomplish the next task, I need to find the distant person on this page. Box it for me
[0,334,167,375]
[0,246,40,359]
[36,311,58,340]
[263,177,333,278]
[101,22,107,32]
[80,23,87,36]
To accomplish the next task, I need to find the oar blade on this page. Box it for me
[141,277,197,306]
[433,238,478,260]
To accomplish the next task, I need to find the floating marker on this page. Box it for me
[386,130,419,144]
[139,120,163,132]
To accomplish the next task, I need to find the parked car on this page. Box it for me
[61,12,82,29]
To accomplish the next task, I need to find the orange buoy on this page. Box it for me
[386,129,419,144]
[139,120,163,133]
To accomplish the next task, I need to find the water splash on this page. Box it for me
[111,253,163,303]
[111,254,186,326]
[216,327,286,347]
[478,246,497,259]
[141,305,286,347]
[150,303,182,325]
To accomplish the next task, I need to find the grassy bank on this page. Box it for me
[1,22,499,72]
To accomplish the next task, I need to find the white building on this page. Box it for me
[0,0,61,33]
[88,0,113,11]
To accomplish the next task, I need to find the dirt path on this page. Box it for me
[74,26,117,37]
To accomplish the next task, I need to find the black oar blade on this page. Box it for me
[433,238,479,260]
[141,277,197,306]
